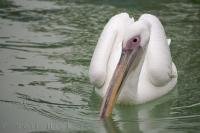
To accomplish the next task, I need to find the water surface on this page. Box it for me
[0,0,200,133]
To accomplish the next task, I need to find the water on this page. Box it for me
[0,0,199,132]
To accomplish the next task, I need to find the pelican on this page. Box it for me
[89,13,177,118]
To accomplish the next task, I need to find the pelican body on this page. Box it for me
[89,13,177,118]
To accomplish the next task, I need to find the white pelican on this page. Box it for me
[89,13,177,118]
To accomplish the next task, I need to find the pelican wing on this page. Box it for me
[140,14,175,87]
[89,13,132,87]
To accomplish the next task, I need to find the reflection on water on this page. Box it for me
[0,0,199,133]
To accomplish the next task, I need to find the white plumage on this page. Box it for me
[89,13,177,105]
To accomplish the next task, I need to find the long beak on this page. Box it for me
[100,45,140,119]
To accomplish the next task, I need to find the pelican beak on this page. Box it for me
[100,42,141,119]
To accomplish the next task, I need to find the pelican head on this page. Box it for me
[99,20,151,118]
[89,13,177,119]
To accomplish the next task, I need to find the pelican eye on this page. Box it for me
[132,36,140,43]
[123,36,141,50]
[133,38,138,42]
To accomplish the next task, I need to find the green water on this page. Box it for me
[0,0,199,133]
